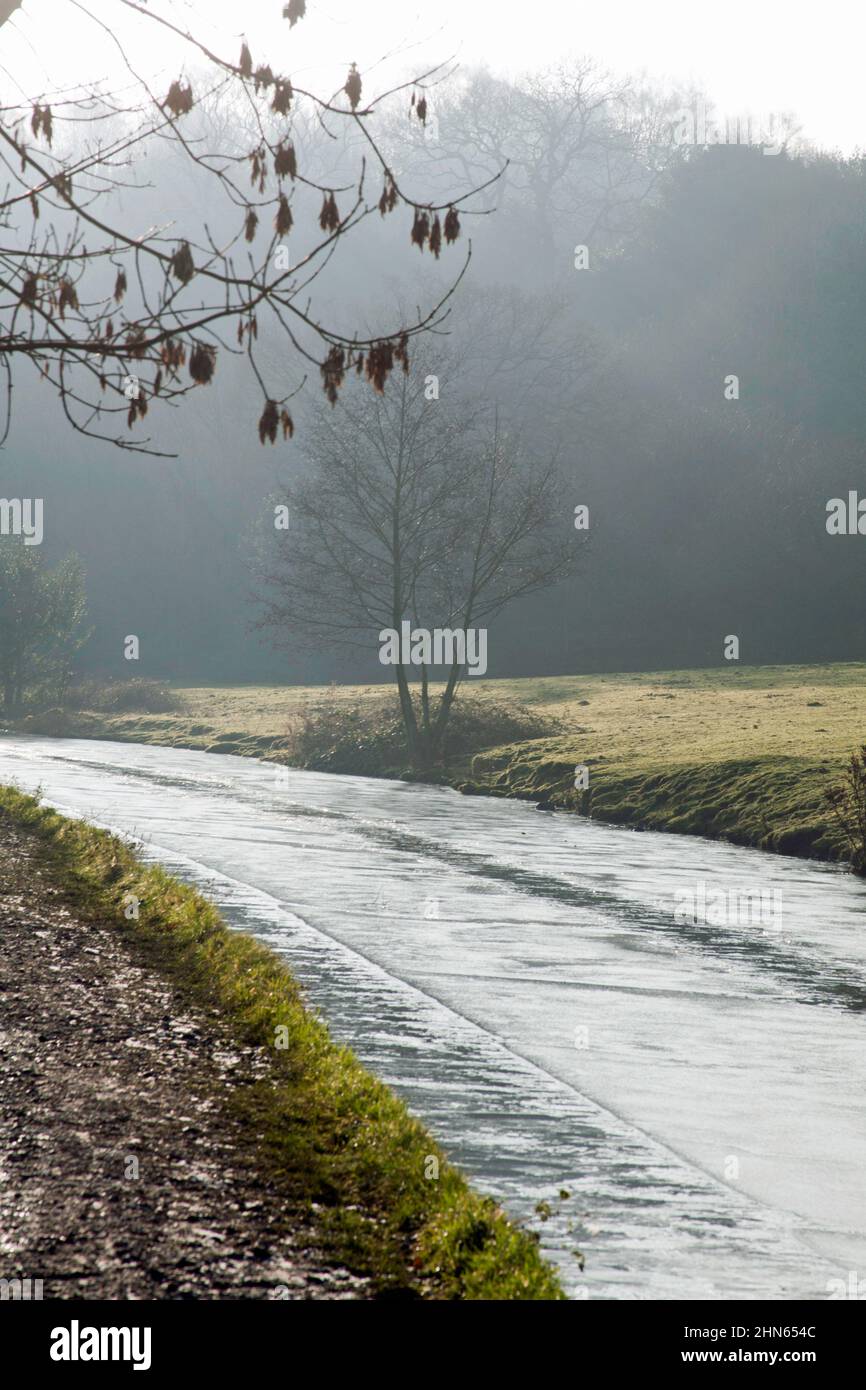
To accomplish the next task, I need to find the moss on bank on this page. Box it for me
[0,784,564,1302]
[462,743,846,862]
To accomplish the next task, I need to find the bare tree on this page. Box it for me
[256,357,582,768]
[0,1,496,454]
[383,60,682,272]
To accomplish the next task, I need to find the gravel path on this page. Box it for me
[0,817,369,1300]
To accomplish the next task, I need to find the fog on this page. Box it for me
[2,2,864,685]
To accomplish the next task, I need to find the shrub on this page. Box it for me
[63,677,182,714]
[283,693,561,775]
[824,746,866,875]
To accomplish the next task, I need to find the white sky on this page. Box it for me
[3,0,864,154]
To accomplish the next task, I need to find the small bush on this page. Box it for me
[283,693,561,775]
[824,746,866,875]
[63,677,182,715]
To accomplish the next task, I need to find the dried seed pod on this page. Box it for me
[365,340,394,393]
[283,0,306,26]
[274,141,297,179]
[320,346,345,404]
[410,208,430,250]
[272,78,293,115]
[160,339,186,374]
[275,195,293,238]
[378,176,398,216]
[58,279,79,318]
[345,63,362,110]
[394,333,410,374]
[31,103,53,145]
[170,241,195,284]
[126,327,148,359]
[163,81,193,117]
[258,399,279,444]
[319,193,339,232]
[189,343,216,385]
[51,172,73,202]
[20,273,38,306]
[429,215,442,259]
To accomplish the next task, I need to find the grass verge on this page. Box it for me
[0,783,564,1302]
[8,661,865,866]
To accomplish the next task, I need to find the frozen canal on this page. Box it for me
[1,734,864,1300]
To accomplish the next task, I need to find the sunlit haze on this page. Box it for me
[2,0,864,154]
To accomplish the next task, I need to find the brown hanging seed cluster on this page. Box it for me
[189,343,216,385]
[345,64,362,111]
[410,206,460,253]
[378,176,398,216]
[319,193,340,232]
[31,103,53,145]
[57,279,79,318]
[170,241,195,284]
[320,347,345,405]
[160,339,187,377]
[258,400,294,446]
[271,78,293,115]
[283,0,306,26]
[275,195,293,238]
[249,146,267,193]
[274,141,297,179]
[163,80,193,118]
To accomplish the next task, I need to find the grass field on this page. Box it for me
[14,661,866,865]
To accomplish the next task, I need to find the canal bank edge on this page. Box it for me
[5,702,853,871]
[0,783,565,1302]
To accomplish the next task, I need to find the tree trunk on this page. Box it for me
[393,663,422,767]
[429,661,462,762]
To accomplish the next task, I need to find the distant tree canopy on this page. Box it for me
[0,0,489,453]
[382,60,683,285]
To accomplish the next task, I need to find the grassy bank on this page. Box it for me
[0,784,564,1301]
[9,661,866,864]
